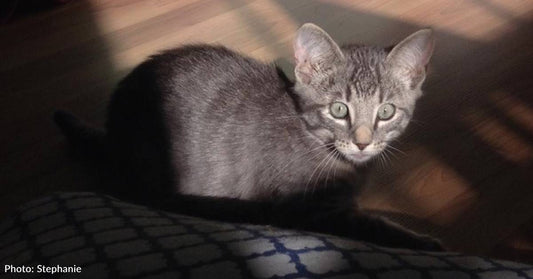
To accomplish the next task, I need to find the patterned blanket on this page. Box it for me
[1,192,532,278]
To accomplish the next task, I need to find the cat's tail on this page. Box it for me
[53,110,106,161]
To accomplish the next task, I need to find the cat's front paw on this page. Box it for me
[375,217,446,251]
[407,235,445,251]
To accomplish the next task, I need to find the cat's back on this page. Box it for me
[106,45,300,199]
[146,44,294,134]
[153,45,281,97]
[108,45,288,129]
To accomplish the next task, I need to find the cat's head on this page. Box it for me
[293,23,434,164]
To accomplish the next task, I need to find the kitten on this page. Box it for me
[55,23,441,250]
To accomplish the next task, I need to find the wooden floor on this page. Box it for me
[1,0,532,263]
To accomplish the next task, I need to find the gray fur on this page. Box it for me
[102,23,434,200]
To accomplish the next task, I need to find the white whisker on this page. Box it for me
[314,149,337,193]
[332,151,341,183]
[323,150,340,190]
[265,142,334,190]
[304,148,335,197]
[386,144,406,156]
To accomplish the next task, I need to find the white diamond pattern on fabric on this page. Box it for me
[0,192,531,279]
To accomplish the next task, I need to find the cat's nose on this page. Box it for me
[356,143,369,150]
[354,126,372,151]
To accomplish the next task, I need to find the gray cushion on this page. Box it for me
[1,192,531,278]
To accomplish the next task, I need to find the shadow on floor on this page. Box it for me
[0,0,116,217]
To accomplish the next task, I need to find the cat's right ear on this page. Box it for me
[294,23,344,85]
[386,29,434,90]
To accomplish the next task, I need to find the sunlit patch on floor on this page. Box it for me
[463,101,533,165]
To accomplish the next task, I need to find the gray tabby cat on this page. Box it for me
[55,23,440,250]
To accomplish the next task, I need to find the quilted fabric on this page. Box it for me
[1,192,532,278]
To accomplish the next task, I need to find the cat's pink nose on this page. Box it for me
[356,143,369,151]
[354,126,372,151]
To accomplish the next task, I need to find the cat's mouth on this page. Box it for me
[334,148,375,164]
[348,153,371,160]
[344,152,373,164]
[333,141,382,164]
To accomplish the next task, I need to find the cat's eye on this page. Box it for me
[330,102,348,119]
[377,103,396,120]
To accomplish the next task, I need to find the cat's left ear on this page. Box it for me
[386,29,434,90]
[294,23,344,85]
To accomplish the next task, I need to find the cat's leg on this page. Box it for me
[345,214,444,251]
[303,212,444,251]
[156,192,444,251]
[270,196,444,251]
